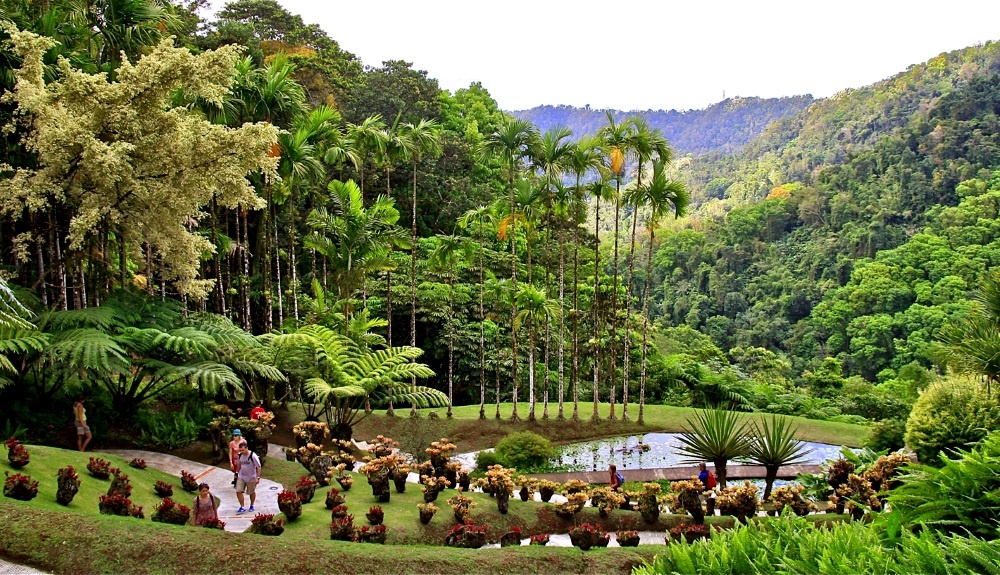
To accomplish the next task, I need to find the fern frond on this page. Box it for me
[152,327,216,357]
[47,328,130,375]
[163,361,241,395]
[371,384,447,408]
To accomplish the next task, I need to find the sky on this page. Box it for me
[256,0,1000,112]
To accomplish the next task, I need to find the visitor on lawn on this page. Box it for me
[193,483,220,525]
[235,441,261,513]
[73,395,92,452]
[228,429,243,486]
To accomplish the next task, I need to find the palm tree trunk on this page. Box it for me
[572,211,580,421]
[527,329,535,420]
[557,228,566,420]
[622,204,641,422]
[608,192,620,421]
[410,163,419,417]
[510,171,520,422]
[639,224,655,425]
[591,195,601,422]
[479,225,486,420]
[275,205,283,329]
[447,274,454,418]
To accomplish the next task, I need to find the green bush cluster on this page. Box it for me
[904,378,1000,464]
[492,432,555,470]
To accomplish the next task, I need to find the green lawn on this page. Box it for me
[351,401,869,455]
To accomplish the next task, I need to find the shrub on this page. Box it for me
[493,432,554,469]
[529,533,549,546]
[330,516,355,541]
[365,505,384,525]
[56,466,81,505]
[277,490,303,521]
[445,521,488,548]
[199,518,226,529]
[3,471,38,501]
[325,488,345,509]
[154,480,173,497]
[151,497,191,525]
[905,378,1000,464]
[864,418,907,452]
[87,457,112,480]
[294,474,319,503]
[128,458,147,470]
[447,494,476,522]
[107,470,132,498]
[98,493,143,518]
[180,470,199,492]
[4,437,29,468]
[475,450,500,472]
[568,523,609,551]
[247,513,284,536]
[355,524,387,544]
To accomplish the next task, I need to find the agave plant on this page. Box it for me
[675,408,753,488]
[746,415,812,500]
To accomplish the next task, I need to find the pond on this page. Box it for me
[552,433,845,472]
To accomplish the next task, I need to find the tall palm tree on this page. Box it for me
[566,137,605,421]
[530,127,573,420]
[481,117,539,421]
[458,205,496,420]
[401,119,441,412]
[429,234,473,418]
[598,112,637,420]
[636,159,688,423]
[587,178,615,421]
[514,284,559,421]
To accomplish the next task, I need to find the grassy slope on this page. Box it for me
[352,402,869,454]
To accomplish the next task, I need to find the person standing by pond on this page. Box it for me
[192,483,220,525]
[609,464,624,491]
[73,396,92,452]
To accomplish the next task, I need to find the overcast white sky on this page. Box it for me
[256,0,1000,112]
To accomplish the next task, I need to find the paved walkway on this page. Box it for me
[104,447,283,533]
[0,560,47,575]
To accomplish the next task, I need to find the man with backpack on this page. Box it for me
[235,442,261,513]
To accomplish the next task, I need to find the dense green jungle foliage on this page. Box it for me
[2,0,1000,468]
[515,96,815,156]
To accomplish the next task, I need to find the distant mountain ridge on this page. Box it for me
[511,96,814,155]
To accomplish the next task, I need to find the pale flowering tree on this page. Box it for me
[0,27,279,300]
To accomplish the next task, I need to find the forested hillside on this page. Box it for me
[515,96,814,156]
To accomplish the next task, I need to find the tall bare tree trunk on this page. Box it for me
[591,196,602,422]
[608,193,620,421]
[639,223,656,425]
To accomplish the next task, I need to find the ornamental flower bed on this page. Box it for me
[616,530,641,547]
[199,518,226,530]
[417,503,438,524]
[151,497,191,525]
[247,513,284,536]
[98,493,143,518]
[4,471,38,501]
[128,458,146,470]
[107,470,132,498]
[554,492,588,520]
[56,466,81,505]
[154,480,174,498]
[718,482,759,524]
[277,490,303,521]
[87,457,112,480]
[529,533,550,546]
[355,524,387,544]
[295,475,319,503]
[767,485,816,517]
[445,521,488,549]
[568,523,609,551]
[669,522,711,543]
[448,494,476,523]
[179,470,199,492]
[590,486,626,518]
[325,488,346,510]
[5,438,29,468]
[499,526,522,547]
[365,505,384,525]
[330,516,355,541]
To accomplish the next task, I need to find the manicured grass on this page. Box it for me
[351,402,869,455]
[1,445,205,516]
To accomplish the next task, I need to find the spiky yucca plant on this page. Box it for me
[747,415,812,500]
[676,408,753,488]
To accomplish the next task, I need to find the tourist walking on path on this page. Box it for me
[228,429,243,486]
[73,396,91,452]
[235,442,261,513]
[192,483,220,525]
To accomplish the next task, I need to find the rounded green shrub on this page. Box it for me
[475,450,500,472]
[905,378,1000,464]
[864,418,906,452]
[493,431,555,470]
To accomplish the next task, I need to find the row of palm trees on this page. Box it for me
[412,113,690,424]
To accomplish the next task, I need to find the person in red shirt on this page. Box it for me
[249,401,265,420]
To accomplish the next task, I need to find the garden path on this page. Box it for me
[0,559,47,575]
[104,447,283,533]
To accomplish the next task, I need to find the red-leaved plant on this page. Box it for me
[87,457,112,480]
[128,458,146,470]
[151,497,191,525]
[4,471,38,501]
[529,533,550,546]
[247,513,285,536]
[4,437,29,468]
[56,466,81,505]
[98,492,143,518]
[180,470,198,492]
[199,518,226,530]
[154,480,173,497]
